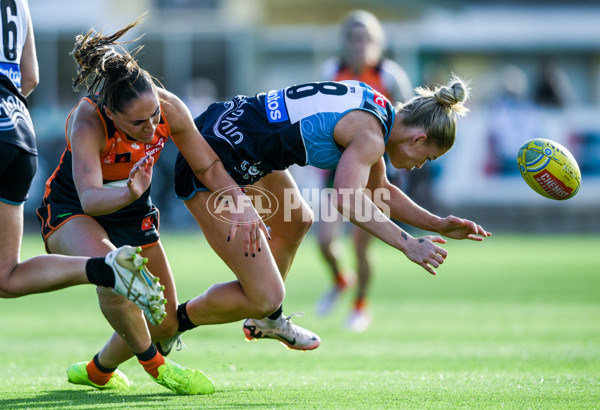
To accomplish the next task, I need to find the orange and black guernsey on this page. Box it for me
[332,62,392,100]
[38,96,171,243]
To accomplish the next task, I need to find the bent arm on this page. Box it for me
[164,90,267,250]
[19,12,39,97]
[334,144,410,251]
[164,91,248,202]
[332,110,448,275]
[70,106,143,215]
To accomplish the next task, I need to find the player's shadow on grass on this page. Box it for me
[0,389,181,408]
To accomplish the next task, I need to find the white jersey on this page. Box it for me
[0,0,30,90]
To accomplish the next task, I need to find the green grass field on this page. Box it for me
[1,232,598,409]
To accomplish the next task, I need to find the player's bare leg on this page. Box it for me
[168,170,320,351]
[314,207,356,317]
[253,170,313,280]
[181,191,285,325]
[93,241,180,367]
[346,226,373,332]
[46,217,157,354]
[50,217,211,394]
[0,202,91,297]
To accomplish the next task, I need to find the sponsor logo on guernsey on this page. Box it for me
[214,97,247,147]
[141,215,155,231]
[534,170,573,199]
[0,94,33,132]
[0,62,21,89]
[145,136,166,156]
[115,152,131,163]
[265,89,288,123]
[373,89,387,108]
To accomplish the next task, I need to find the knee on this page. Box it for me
[247,288,285,319]
[0,286,19,298]
[150,314,179,340]
[0,279,15,298]
[298,207,314,234]
[97,286,133,310]
[282,206,314,241]
[0,266,25,298]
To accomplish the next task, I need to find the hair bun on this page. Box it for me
[434,78,468,107]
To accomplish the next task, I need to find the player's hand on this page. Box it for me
[404,235,448,276]
[127,155,153,198]
[226,194,270,257]
[437,215,491,241]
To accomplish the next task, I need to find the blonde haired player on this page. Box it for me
[156,75,491,355]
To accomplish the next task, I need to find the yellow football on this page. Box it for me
[517,138,581,200]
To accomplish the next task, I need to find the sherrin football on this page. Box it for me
[517,138,581,200]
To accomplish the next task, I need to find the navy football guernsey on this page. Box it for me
[178,80,395,193]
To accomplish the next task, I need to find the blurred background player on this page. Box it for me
[315,10,413,332]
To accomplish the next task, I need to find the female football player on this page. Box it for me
[36,16,267,395]
[0,3,176,392]
[315,9,415,331]
[157,75,491,355]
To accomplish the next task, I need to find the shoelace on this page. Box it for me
[280,312,306,336]
[173,335,185,352]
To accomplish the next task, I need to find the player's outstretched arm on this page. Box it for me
[332,123,448,275]
[380,179,491,241]
[436,215,491,241]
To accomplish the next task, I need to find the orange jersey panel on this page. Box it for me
[66,97,172,182]
[333,64,391,100]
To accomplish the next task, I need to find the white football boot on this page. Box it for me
[156,332,185,356]
[105,245,167,326]
[346,308,372,333]
[243,312,320,351]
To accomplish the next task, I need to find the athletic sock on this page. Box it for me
[334,271,347,288]
[267,305,283,320]
[252,305,284,329]
[176,301,197,333]
[135,344,165,379]
[86,257,116,288]
[354,297,366,311]
[86,353,117,386]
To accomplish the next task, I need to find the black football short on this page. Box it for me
[37,202,160,251]
[0,141,37,204]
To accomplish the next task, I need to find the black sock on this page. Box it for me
[93,353,117,373]
[177,302,197,333]
[267,305,283,320]
[86,257,116,288]
[134,343,158,361]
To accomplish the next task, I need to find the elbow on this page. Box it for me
[79,196,102,216]
[192,159,221,182]
[30,74,40,90]
[80,202,98,216]
[21,76,39,98]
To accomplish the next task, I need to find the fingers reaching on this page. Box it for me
[226,220,267,257]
